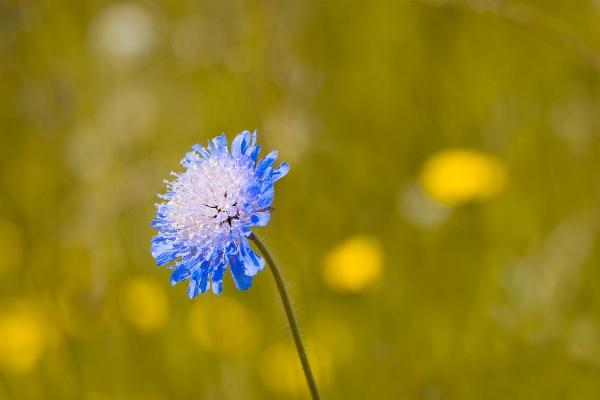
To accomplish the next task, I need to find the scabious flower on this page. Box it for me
[151,131,289,297]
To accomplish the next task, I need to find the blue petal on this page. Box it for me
[248,145,261,162]
[211,260,227,295]
[260,181,274,197]
[231,131,250,158]
[170,263,192,285]
[273,162,290,181]
[187,266,210,299]
[239,238,265,275]
[150,240,169,256]
[261,166,274,181]
[206,139,217,156]
[187,270,201,298]
[239,132,249,154]
[182,151,197,168]
[192,144,210,159]
[157,191,175,200]
[211,280,223,295]
[255,150,278,177]
[224,240,237,255]
[212,133,229,156]
[244,184,261,199]
[151,235,166,244]
[229,256,253,290]
[257,195,274,209]
[250,212,270,226]
[156,250,178,266]
[243,201,254,213]
[151,219,170,230]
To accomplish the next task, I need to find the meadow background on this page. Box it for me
[1,0,600,399]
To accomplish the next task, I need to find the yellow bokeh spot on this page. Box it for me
[323,235,383,293]
[0,219,23,273]
[259,341,331,397]
[0,306,47,374]
[120,277,169,332]
[419,149,507,207]
[188,297,259,357]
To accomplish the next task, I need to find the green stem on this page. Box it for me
[251,233,322,400]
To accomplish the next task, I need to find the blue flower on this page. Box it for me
[151,131,289,297]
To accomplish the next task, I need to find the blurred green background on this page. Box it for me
[2,0,600,399]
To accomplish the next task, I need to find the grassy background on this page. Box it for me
[1,0,600,399]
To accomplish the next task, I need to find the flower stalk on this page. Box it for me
[251,233,322,400]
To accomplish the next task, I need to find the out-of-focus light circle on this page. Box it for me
[323,235,383,293]
[88,3,155,62]
[188,297,259,357]
[419,149,507,207]
[0,306,48,374]
[119,277,169,332]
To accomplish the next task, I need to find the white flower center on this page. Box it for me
[166,156,253,241]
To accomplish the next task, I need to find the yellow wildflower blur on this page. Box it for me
[0,305,48,374]
[188,297,259,357]
[0,219,23,273]
[259,341,331,397]
[119,277,169,332]
[419,149,507,207]
[323,235,383,293]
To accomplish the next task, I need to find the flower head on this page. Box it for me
[151,131,289,297]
